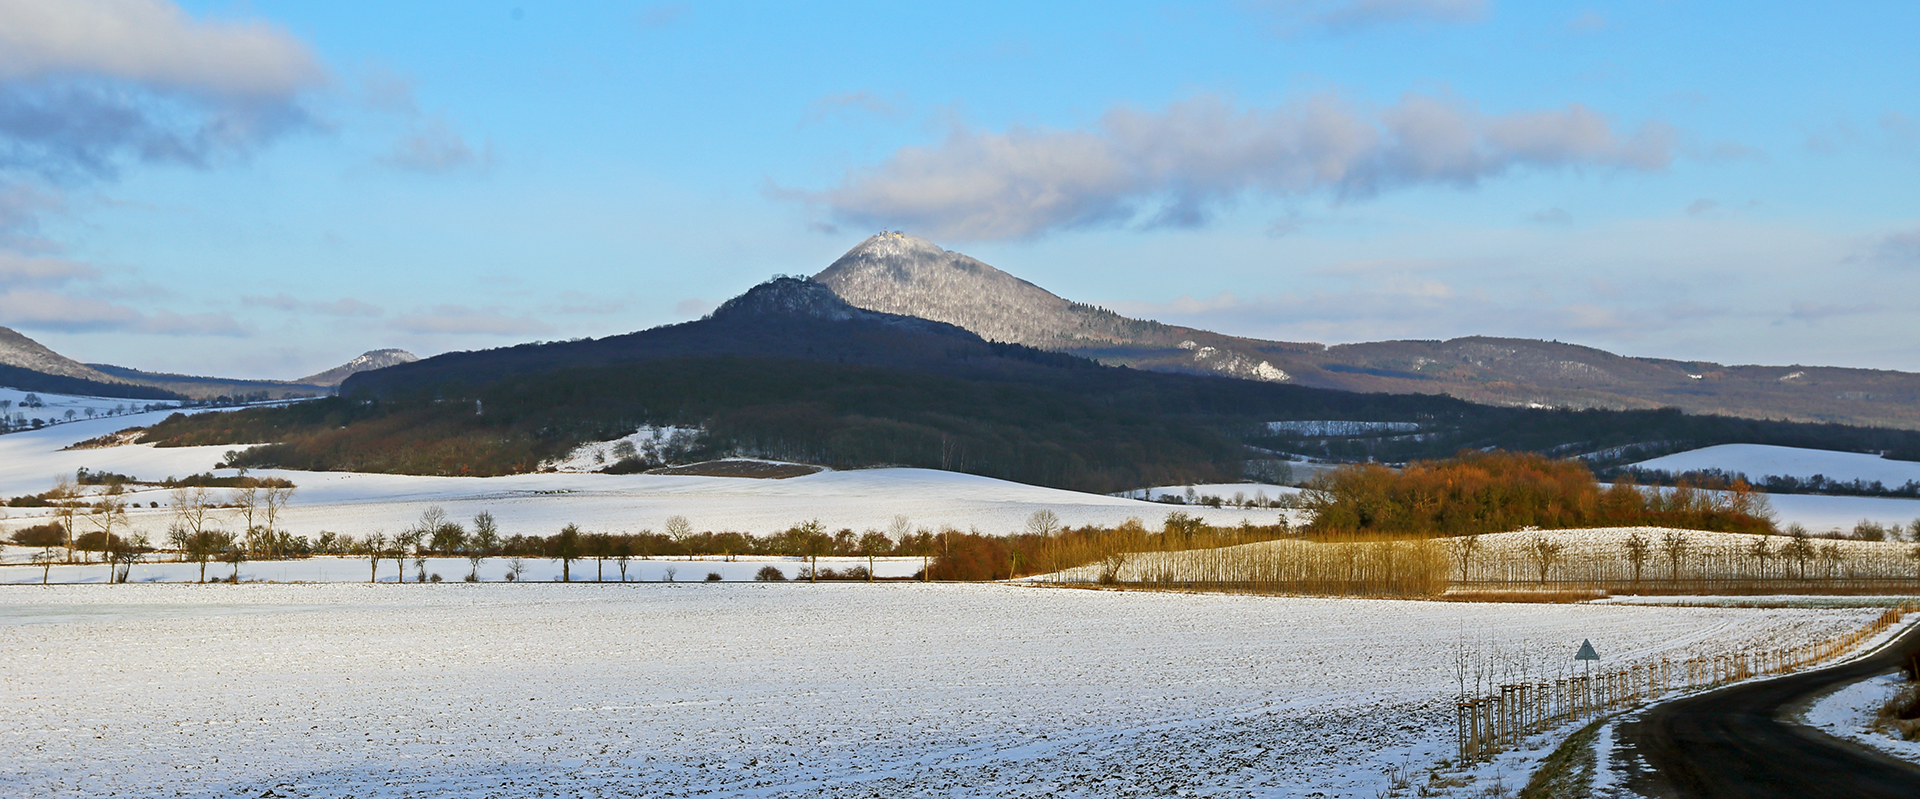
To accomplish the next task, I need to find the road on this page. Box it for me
[1621,620,1920,798]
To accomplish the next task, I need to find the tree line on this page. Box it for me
[1302,450,1778,537]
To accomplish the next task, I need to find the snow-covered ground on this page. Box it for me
[0,410,1281,549]
[1633,444,1920,488]
[1804,672,1920,766]
[0,386,179,430]
[541,425,702,472]
[0,550,925,584]
[0,583,1886,798]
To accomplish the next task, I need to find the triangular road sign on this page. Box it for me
[1575,639,1600,661]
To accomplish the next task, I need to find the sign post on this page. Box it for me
[1576,639,1600,678]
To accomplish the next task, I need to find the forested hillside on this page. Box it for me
[139,277,1920,493]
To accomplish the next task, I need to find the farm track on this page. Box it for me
[1622,621,1920,798]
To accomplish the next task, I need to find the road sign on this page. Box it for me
[1576,640,1600,661]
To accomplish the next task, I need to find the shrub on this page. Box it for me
[1876,683,1920,741]
[754,565,786,582]
[429,573,443,583]
[705,572,722,582]
[464,573,479,582]
[9,523,64,548]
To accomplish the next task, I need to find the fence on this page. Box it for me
[1455,606,1913,762]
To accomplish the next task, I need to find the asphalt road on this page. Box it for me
[1621,621,1920,798]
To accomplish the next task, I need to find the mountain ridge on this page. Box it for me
[813,232,1920,430]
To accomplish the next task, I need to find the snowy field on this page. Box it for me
[0,386,180,429]
[0,409,1280,546]
[0,583,1888,798]
[1633,443,1920,487]
[0,550,924,584]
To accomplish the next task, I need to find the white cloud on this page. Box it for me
[0,0,323,97]
[0,251,95,285]
[801,92,1675,241]
[0,0,325,182]
[0,287,244,335]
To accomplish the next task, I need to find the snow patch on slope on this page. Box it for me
[1633,444,1920,488]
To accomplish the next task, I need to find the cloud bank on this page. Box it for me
[0,0,326,182]
[803,93,1676,240]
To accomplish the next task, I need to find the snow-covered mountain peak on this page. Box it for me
[297,348,421,387]
[841,230,951,261]
[342,349,419,371]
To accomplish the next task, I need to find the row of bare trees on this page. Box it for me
[1443,527,1920,594]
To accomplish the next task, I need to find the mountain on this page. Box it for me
[0,326,181,400]
[813,232,1300,383]
[814,233,1920,430]
[297,349,419,387]
[342,277,1092,396]
[88,348,418,400]
[149,274,1920,491]
[0,326,118,382]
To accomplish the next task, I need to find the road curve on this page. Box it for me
[1621,620,1920,798]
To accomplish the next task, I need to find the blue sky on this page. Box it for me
[1,0,1915,378]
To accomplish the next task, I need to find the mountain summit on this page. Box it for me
[297,349,420,387]
[814,231,1298,383]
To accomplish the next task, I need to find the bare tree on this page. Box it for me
[86,485,131,580]
[363,532,389,583]
[1025,510,1061,538]
[550,524,583,582]
[1449,533,1481,582]
[1623,531,1650,588]
[234,485,261,555]
[261,484,295,557]
[857,530,891,582]
[110,533,148,583]
[466,512,499,582]
[664,515,694,560]
[393,529,424,583]
[1527,534,1563,583]
[1660,530,1690,583]
[1747,535,1774,580]
[31,547,58,584]
[1819,542,1844,581]
[219,531,247,582]
[507,557,528,581]
[586,532,612,581]
[612,535,634,581]
[50,475,79,563]
[1782,529,1815,580]
[793,519,828,582]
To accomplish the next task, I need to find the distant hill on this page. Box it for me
[296,349,418,387]
[87,348,417,400]
[815,233,1920,430]
[0,326,181,400]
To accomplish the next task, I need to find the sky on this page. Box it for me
[0,0,1915,379]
